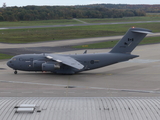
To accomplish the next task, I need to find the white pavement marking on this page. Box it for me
[0,28,8,30]
[0,80,68,87]
[73,18,88,24]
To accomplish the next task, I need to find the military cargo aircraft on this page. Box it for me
[7,27,152,74]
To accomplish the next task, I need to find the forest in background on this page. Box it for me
[78,4,160,13]
[0,4,160,21]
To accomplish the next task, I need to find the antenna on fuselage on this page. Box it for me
[83,50,87,54]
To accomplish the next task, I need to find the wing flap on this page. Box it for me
[46,54,84,70]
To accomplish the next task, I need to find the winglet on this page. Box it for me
[132,30,152,34]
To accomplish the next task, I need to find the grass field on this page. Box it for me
[80,13,160,23]
[0,22,160,43]
[0,14,160,27]
[80,16,160,23]
[73,36,160,49]
[0,19,80,27]
[0,53,12,59]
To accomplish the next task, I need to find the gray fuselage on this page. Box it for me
[7,53,138,74]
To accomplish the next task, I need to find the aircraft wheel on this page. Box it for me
[14,70,17,74]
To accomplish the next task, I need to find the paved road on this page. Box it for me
[1,20,160,30]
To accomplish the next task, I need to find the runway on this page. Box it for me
[1,43,160,97]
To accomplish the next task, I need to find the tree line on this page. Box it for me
[0,5,146,21]
[77,4,160,13]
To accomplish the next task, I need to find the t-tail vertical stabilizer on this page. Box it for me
[110,27,152,54]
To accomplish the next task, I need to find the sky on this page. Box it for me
[1,0,160,7]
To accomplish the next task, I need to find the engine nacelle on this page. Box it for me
[42,63,60,71]
[33,60,45,68]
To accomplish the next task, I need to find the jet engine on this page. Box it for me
[42,62,60,71]
[33,60,45,68]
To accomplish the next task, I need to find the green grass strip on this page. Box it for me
[73,36,160,49]
[1,15,160,27]
[0,22,160,43]
[0,19,80,27]
[80,16,160,23]
[0,53,13,59]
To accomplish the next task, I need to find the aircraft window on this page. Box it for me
[19,58,22,61]
[12,58,16,61]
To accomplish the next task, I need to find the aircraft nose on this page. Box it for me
[7,60,13,68]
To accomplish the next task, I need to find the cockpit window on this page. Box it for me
[12,58,16,61]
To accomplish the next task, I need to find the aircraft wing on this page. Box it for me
[45,54,84,70]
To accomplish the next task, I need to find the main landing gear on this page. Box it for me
[14,70,17,74]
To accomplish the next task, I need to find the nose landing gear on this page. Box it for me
[14,70,17,74]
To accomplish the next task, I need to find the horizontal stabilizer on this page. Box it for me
[132,30,152,34]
